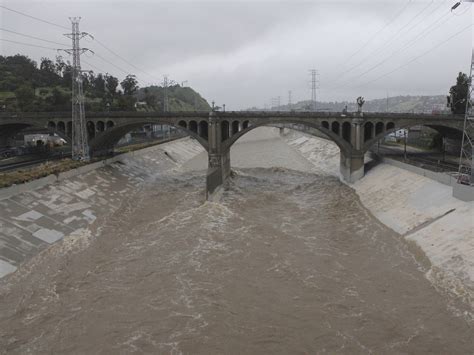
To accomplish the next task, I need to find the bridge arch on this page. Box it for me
[342,121,351,142]
[96,120,105,132]
[0,122,70,146]
[189,120,198,133]
[199,120,208,139]
[89,119,209,156]
[221,120,230,141]
[232,120,239,135]
[363,121,464,153]
[222,117,352,155]
[57,121,66,134]
[87,121,96,139]
[364,122,374,142]
[106,120,115,129]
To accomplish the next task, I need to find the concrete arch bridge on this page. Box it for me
[0,111,466,197]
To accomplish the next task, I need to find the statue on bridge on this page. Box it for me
[357,96,365,115]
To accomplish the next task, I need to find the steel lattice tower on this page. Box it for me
[309,69,319,112]
[64,17,90,161]
[457,49,474,185]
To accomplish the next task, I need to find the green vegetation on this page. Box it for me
[448,72,470,114]
[137,85,210,111]
[0,54,210,112]
[0,159,85,188]
[0,135,185,188]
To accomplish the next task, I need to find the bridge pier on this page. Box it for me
[206,150,231,198]
[339,117,365,183]
[206,112,231,199]
[340,151,364,183]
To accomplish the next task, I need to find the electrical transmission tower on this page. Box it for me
[452,1,474,185]
[457,49,474,185]
[309,69,319,112]
[288,90,292,111]
[62,17,92,161]
[271,96,281,111]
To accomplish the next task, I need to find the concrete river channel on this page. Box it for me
[0,128,472,353]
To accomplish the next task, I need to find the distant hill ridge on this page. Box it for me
[248,95,449,113]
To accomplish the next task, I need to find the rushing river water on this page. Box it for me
[0,131,473,354]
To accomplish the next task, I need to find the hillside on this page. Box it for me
[136,85,210,112]
[0,54,210,112]
[249,95,449,114]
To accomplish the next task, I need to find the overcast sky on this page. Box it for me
[1,0,473,110]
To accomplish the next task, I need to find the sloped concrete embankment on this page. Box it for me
[284,129,474,310]
[0,138,205,278]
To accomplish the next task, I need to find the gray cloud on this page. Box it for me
[1,0,472,109]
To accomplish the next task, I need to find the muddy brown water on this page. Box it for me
[0,135,473,354]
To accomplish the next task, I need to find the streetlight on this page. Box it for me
[452,0,474,11]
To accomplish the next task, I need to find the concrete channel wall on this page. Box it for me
[374,153,458,186]
[284,129,473,310]
[0,137,205,278]
[0,141,182,201]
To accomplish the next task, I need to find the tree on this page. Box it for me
[62,64,73,87]
[39,57,61,86]
[93,73,106,97]
[55,56,66,76]
[121,74,138,96]
[47,87,69,110]
[117,93,136,111]
[40,57,56,74]
[448,72,470,114]
[105,74,119,98]
[15,85,35,111]
[143,87,157,108]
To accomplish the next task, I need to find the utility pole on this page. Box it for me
[163,75,169,112]
[62,17,92,161]
[404,129,407,161]
[288,90,292,111]
[309,69,319,112]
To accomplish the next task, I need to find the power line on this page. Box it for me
[0,5,69,30]
[93,52,131,76]
[355,23,473,88]
[81,59,108,74]
[335,0,439,83]
[401,0,449,34]
[92,37,161,83]
[2,35,109,76]
[0,38,59,50]
[334,9,457,89]
[1,5,160,87]
[0,27,69,47]
[91,52,152,85]
[328,2,454,91]
[343,0,413,62]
